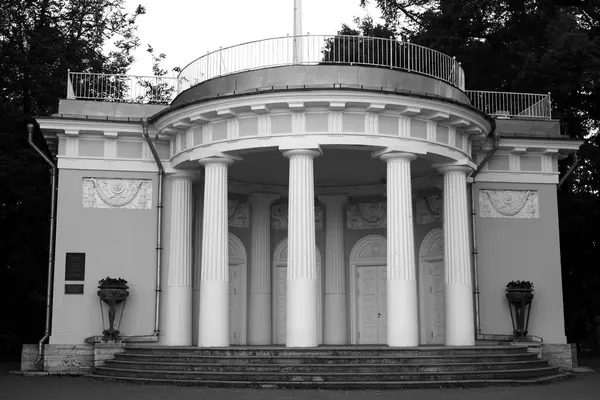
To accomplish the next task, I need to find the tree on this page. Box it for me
[360,0,600,349]
[0,0,145,356]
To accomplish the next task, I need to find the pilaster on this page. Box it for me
[318,194,348,345]
[248,193,279,345]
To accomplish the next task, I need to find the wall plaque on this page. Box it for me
[82,178,152,209]
[479,189,539,219]
[65,284,84,295]
[65,253,85,281]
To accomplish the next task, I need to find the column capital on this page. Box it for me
[166,171,201,181]
[249,192,280,205]
[434,162,475,175]
[379,151,417,162]
[198,155,238,166]
[282,149,321,159]
[317,194,349,206]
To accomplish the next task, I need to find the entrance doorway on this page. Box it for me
[272,239,322,345]
[419,228,445,344]
[228,233,247,345]
[349,235,388,345]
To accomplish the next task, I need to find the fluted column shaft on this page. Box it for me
[192,183,203,345]
[439,165,475,346]
[283,149,320,347]
[248,193,279,344]
[318,195,348,345]
[381,152,419,347]
[198,158,233,347]
[164,175,194,346]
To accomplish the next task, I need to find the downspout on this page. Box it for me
[470,128,500,340]
[557,154,579,190]
[141,117,164,337]
[27,123,58,366]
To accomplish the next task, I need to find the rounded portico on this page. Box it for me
[150,37,492,349]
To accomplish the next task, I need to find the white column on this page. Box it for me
[192,182,203,346]
[381,152,419,347]
[283,149,320,347]
[164,173,194,346]
[198,157,233,347]
[248,193,279,345]
[438,165,475,346]
[318,194,348,345]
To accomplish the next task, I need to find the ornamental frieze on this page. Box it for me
[347,202,386,229]
[479,190,539,219]
[271,204,323,230]
[82,178,152,209]
[415,195,443,225]
[228,200,249,228]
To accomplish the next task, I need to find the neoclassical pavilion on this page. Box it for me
[29,30,580,372]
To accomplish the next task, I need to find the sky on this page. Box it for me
[123,0,382,76]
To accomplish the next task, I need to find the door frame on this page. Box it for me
[271,238,322,345]
[228,233,247,344]
[418,228,444,344]
[349,235,387,345]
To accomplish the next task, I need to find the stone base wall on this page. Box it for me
[94,343,126,367]
[43,344,94,374]
[541,343,574,369]
[20,344,43,372]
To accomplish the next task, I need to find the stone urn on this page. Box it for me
[97,277,129,340]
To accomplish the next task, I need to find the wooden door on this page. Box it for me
[357,266,387,344]
[228,264,243,344]
[423,259,445,344]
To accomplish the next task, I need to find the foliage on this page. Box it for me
[98,277,128,287]
[0,0,144,356]
[506,281,534,290]
[135,45,180,104]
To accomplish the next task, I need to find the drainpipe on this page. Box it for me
[141,117,164,337]
[557,153,579,190]
[470,129,500,339]
[27,123,58,365]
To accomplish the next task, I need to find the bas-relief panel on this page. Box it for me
[228,199,249,228]
[479,190,539,219]
[415,195,443,225]
[346,202,386,229]
[82,178,152,209]
[271,204,323,230]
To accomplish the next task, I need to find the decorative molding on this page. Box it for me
[479,189,539,219]
[415,194,443,225]
[270,204,323,230]
[228,199,249,228]
[346,202,386,229]
[82,178,152,209]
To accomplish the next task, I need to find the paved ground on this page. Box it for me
[2,361,600,400]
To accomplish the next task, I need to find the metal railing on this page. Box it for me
[466,90,552,120]
[66,71,178,104]
[177,34,465,91]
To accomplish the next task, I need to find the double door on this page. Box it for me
[357,266,387,344]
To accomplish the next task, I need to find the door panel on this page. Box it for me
[357,266,387,344]
[229,265,243,344]
[422,259,444,344]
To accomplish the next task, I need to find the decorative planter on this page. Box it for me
[505,288,534,341]
[97,283,129,340]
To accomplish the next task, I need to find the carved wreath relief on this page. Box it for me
[346,202,386,229]
[479,190,539,219]
[82,178,152,209]
[271,204,323,230]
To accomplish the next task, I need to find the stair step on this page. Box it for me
[104,359,549,373]
[94,366,560,382]
[89,373,570,388]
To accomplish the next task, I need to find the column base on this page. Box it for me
[324,293,347,345]
[164,286,193,346]
[387,279,419,347]
[286,278,318,347]
[445,283,475,346]
[199,280,229,347]
[248,293,272,345]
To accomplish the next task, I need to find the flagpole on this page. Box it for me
[293,0,303,63]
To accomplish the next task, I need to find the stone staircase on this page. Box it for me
[92,345,568,388]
